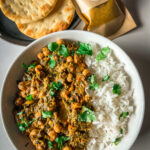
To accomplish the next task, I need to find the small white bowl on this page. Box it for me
[1,30,145,150]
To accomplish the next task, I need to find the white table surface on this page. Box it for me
[0,0,150,149]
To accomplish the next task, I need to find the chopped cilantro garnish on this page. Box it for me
[90,83,99,90]
[52,81,63,90]
[49,55,56,68]
[22,63,28,70]
[55,136,70,149]
[17,119,34,132]
[101,47,110,55]
[96,47,110,61]
[78,106,96,122]
[22,63,36,72]
[20,117,24,122]
[113,84,121,95]
[42,111,52,119]
[27,119,34,126]
[17,122,26,132]
[27,76,31,80]
[25,95,33,100]
[77,43,92,56]
[102,75,110,81]
[119,112,129,120]
[48,42,59,51]
[96,52,106,60]
[28,64,36,69]
[114,138,121,145]
[89,75,99,90]
[17,111,23,115]
[120,128,123,134]
[48,141,53,148]
[49,89,56,97]
[48,81,63,97]
[58,44,69,57]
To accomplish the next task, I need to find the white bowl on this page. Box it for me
[1,30,145,150]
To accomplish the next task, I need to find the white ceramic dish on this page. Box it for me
[1,30,145,150]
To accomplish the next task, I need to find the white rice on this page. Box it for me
[85,43,134,150]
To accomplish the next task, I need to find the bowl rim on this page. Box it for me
[0,30,145,150]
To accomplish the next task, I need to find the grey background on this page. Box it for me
[0,0,150,149]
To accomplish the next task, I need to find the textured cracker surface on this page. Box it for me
[0,0,58,23]
[17,0,75,39]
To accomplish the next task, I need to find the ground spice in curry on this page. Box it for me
[14,40,95,150]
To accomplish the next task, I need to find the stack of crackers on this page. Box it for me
[0,0,75,39]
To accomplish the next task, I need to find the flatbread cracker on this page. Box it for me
[17,0,75,39]
[0,0,58,24]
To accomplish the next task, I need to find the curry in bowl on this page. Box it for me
[14,39,134,150]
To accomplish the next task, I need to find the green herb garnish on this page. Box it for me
[22,63,36,72]
[58,44,69,57]
[27,119,34,126]
[48,141,53,148]
[49,55,56,68]
[22,63,28,70]
[28,64,36,69]
[17,112,23,115]
[96,47,110,61]
[49,89,56,97]
[55,136,70,149]
[51,81,63,90]
[119,112,129,120]
[25,95,33,100]
[78,106,96,122]
[77,43,92,56]
[120,128,123,134]
[19,117,26,124]
[17,119,34,132]
[114,138,121,145]
[48,42,59,51]
[42,111,52,119]
[17,122,26,132]
[89,75,99,90]
[27,76,31,80]
[113,84,121,95]
[48,81,63,97]
[102,75,110,81]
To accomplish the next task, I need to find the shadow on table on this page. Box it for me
[124,0,143,27]
[129,54,150,149]
[118,1,150,149]
[121,0,149,135]
[133,56,150,133]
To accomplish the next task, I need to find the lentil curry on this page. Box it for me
[14,40,97,150]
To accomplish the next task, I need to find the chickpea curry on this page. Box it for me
[14,40,97,150]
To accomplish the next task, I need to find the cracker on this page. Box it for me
[16,0,75,39]
[0,0,58,23]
